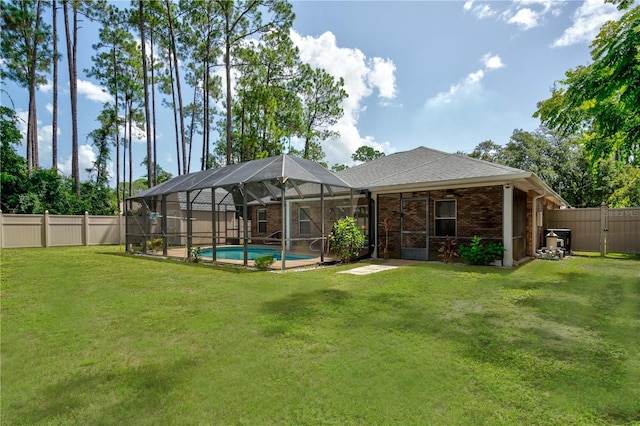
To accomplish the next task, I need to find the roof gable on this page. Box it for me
[338,146,528,189]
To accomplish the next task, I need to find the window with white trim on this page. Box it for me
[434,200,456,236]
[257,208,267,234]
[298,206,311,235]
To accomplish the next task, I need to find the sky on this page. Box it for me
[1,0,625,186]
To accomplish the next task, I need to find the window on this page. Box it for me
[435,200,456,236]
[298,207,311,234]
[257,209,267,234]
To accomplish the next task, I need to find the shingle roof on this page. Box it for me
[337,146,528,189]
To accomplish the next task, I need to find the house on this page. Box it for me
[335,146,566,266]
[129,148,566,267]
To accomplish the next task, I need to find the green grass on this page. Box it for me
[2,246,639,425]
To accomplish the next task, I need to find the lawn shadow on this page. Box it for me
[16,357,198,424]
[260,289,351,336]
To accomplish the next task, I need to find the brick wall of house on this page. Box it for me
[378,186,504,260]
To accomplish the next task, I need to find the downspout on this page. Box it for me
[532,190,547,254]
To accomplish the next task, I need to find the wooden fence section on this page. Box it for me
[0,211,125,249]
[546,205,640,255]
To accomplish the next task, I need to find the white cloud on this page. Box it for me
[118,121,146,144]
[463,1,497,19]
[552,0,623,47]
[59,144,97,178]
[368,57,397,99]
[425,71,485,108]
[465,0,564,30]
[45,103,53,114]
[39,80,53,93]
[482,53,505,70]
[508,7,539,29]
[425,52,505,109]
[77,79,114,103]
[475,4,497,19]
[290,30,397,166]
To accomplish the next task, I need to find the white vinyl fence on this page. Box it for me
[0,211,125,248]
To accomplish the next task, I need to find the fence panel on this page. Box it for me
[49,215,84,246]
[546,208,600,252]
[1,212,123,248]
[1,214,44,248]
[546,206,640,254]
[607,208,640,254]
[88,215,123,245]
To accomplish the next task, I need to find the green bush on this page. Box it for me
[457,236,505,266]
[146,238,163,251]
[329,217,366,263]
[254,255,274,270]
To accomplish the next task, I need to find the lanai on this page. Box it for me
[127,154,363,270]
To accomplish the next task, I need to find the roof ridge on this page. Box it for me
[450,151,527,173]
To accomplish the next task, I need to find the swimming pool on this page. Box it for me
[199,246,315,261]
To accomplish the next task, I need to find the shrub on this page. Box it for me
[438,237,459,264]
[457,236,505,266]
[329,216,366,263]
[254,255,274,270]
[146,237,163,251]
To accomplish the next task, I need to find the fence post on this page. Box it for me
[84,211,90,246]
[44,210,50,247]
[118,212,124,245]
[0,210,3,249]
[600,202,608,257]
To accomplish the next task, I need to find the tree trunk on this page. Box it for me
[224,17,232,165]
[167,48,181,175]
[52,0,58,172]
[63,0,80,197]
[128,100,133,199]
[165,0,186,174]
[113,44,121,211]
[139,1,153,188]
[150,23,157,185]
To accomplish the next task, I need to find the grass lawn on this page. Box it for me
[2,246,639,425]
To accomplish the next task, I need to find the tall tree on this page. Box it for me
[52,0,59,171]
[468,140,504,163]
[87,105,117,187]
[1,0,52,172]
[164,0,187,174]
[228,29,300,163]
[215,0,295,165]
[62,0,80,196]
[86,5,132,209]
[352,145,385,163]
[181,0,222,170]
[297,64,347,161]
[137,0,153,188]
[534,5,639,171]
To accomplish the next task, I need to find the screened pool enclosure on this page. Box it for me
[127,155,371,270]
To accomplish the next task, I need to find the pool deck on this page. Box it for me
[164,245,335,270]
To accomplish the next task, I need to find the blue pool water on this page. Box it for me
[199,246,315,261]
